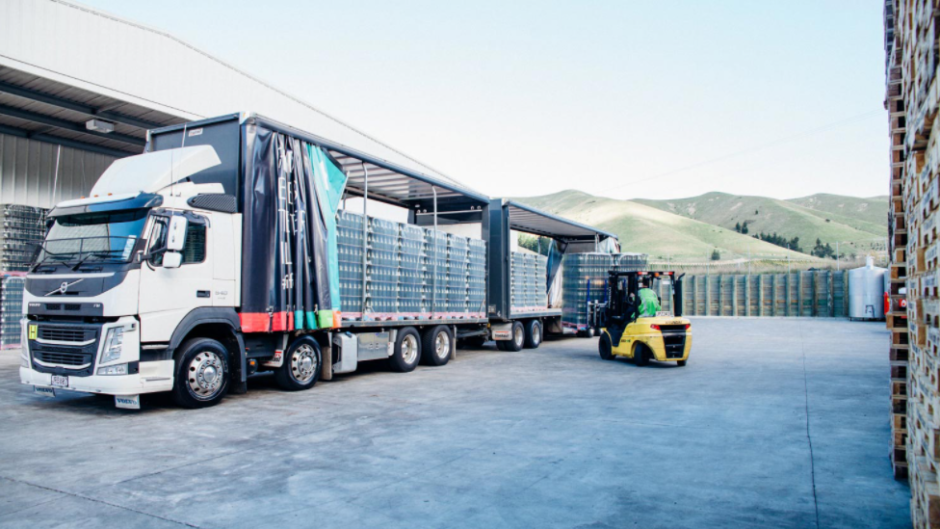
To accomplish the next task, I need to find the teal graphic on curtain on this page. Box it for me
[308,144,347,328]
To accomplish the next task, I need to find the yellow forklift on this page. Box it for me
[597,271,692,366]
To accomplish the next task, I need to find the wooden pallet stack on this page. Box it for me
[885,0,912,484]
[886,0,940,525]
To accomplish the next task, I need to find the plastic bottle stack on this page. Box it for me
[0,205,46,272]
[336,210,485,321]
[510,251,548,313]
[0,275,25,348]
[561,252,649,331]
[468,239,486,317]
[0,205,46,349]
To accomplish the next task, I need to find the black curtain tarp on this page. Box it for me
[239,126,334,333]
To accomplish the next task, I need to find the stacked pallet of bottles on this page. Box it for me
[0,274,25,349]
[368,218,400,318]
[337,210,365,317]
[509,251,548,313]
[468,239,486,317]
[561,253,612,332]
[886,0,940,524]
[561,253,649,332]
[0,205,45,272]
[399,224,426,316]
[425,229,448,318]
[336,210,485,322]
[0,204,45,349]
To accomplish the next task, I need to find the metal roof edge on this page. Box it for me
[504,199,619,240]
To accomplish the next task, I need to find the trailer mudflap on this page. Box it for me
[491,323,513,341]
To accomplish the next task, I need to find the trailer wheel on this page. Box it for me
[634,343,650,367]
[389,327,421,372]
[421,325,452,367]
[172,338,230,409]
[524,320,542,349]
[275,336,321,391]
[497,321,525,352]
[598,332,614,361]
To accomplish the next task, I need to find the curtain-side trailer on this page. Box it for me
[19,113,617,409]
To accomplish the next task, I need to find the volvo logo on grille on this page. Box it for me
[45,278,84,297]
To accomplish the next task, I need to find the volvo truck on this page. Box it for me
[19,113,618,409]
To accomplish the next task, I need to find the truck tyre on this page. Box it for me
[275,336,321,391]
[634,343,650,367]
[677,359,688,367]
[598,332,614,360]
[497,321,525,352]
[172,338,230,409]
[421,325,452,367]
[524,320,542,349]
[389,327,421,372]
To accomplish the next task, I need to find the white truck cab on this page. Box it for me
[20,145,243,409]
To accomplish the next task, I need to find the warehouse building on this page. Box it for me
[0,0,462,208]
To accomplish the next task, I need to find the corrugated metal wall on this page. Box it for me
[0,133,113,208]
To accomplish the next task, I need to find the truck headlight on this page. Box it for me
[100,327,124,364]
[97,364,128,376]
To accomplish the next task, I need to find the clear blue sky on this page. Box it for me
[79,0,886,201]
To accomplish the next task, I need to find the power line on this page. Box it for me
[605,109,882,192]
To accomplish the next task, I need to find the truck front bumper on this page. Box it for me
[20,362,174,396]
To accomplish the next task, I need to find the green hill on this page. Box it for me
[633,192,886,249]
[513,190,887,261]
[514,191,811,261]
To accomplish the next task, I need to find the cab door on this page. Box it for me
[138,214,214,343]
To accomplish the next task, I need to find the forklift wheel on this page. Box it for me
[677,359,687,367]
[634,343,650,366]
[598,333,613,361]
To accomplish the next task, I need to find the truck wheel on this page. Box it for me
[421,325,452,367]
[389,327,421,372]
[677,359,688,367]
[172,338,230,408]
[598,332,614,360]
[497,321,525,352]
[275,336,321,391]
[634,343,650,367]
[524,320,542,349]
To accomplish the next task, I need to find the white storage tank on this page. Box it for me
[848,257,887,320]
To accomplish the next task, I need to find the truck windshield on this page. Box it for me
[39,209,149,265]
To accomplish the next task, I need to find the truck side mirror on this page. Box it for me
[163,251,182,269]
[167,216,188,252]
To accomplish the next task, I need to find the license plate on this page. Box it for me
[656,311,674,317]
[34,386,56,397]
[50,375,68,388]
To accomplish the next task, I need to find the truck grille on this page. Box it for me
[38,325,94,343]
[29,323,101,376]
[33,348,88,366]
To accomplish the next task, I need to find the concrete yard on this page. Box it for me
[0,319,911,528]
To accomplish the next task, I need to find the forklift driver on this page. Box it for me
[637,277,661,317]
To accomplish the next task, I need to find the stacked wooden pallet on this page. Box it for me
[885,0,940,525]
[885,0,911,484]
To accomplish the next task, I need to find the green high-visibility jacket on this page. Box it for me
[637,288,661,317]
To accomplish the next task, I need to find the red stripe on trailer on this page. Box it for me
[239,313,270,333]
[271,312,291,332]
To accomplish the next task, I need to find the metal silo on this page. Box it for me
[848,256,887,320]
